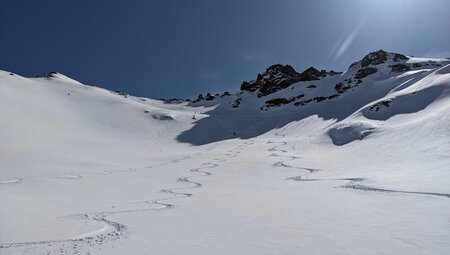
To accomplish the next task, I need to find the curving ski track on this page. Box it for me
[0,212,126,250]
[0,141,254,253]
[143,142,253,210]
[148,163,218,209]
[269,132,450,199]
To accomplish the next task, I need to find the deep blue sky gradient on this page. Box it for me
[1,0,449,98]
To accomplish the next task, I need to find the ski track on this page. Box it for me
[0,213,126,250]
[74,170,112,176]
[47,174,83,180]
[144,153,199,169]
[144,143,251,209]
[0,141,254,254]
[342,182,450,198]
[0,176,24,184]
[269,132,450,199]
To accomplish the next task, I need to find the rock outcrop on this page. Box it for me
[36,71,59,78]
[240,64,340,97]
[361,50,388,67]
[350,50,411,77]
[354,67,378,79]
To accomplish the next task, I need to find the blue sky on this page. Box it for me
[1,0,449,98]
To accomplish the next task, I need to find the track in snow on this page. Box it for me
[0,212,126,251]
[0,154,203,252]
[0,141,255,254]
[269,132,450,199]
[342,182,450,198]
[145,141,254,209]
[147,163,218,209]
[0,176,24,184]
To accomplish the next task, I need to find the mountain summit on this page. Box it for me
[184,50,450,144]
[240,64,340,97]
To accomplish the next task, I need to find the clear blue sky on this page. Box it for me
[1,0,449,98]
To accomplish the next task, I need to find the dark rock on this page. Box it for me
[393,53,409,62]
[294,94,305,99]
[369,100,392,111]
[115,91,128,98]
[240,64,338,97]
[240,81,258,92]
[335,82,351,93]
[306,84,317,88]
[239,64,300,95]
[231,98,241,108]
[355,67,377,79]
[293,101,304,106]
[256,65,302,97]
[298,68,340,81]
[152,114,174,120]
[297,67,325,81]
[390,64,410,73]
[349,51,409,70]
[205,93,215,101]
[264,98,292,107]
[314,96,327,102]
[421,61,442,67]
[327,94,339,100]
[221,91,231,97]
[328,70,342,76]
[162,98,189,104]
[36,71,58,78]
[361,50,388,67]
[267,64,299,77]
[263,94,304,109]
[192,94,204,103]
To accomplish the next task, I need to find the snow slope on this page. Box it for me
[0,51,449,254]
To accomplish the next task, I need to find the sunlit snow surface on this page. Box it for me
[0,60,449,254]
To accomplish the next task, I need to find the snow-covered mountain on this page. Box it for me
[182,50,450,145]
[1,50,449,255]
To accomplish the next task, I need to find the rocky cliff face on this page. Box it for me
[240,64,340,97]
[190,50,449,112]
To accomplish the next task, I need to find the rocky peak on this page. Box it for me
[264,64,299,77]
[392,52,409,62]
[240,64,301,97]
[361,50,388,67]
[348,50,411,78]
[297,67,340,81]
[353,50,410,69]
[241,64,339,97]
